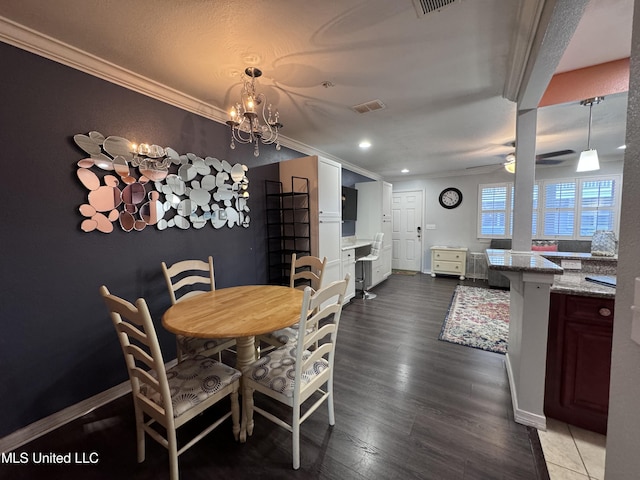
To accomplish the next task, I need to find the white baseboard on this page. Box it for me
[0,359,179,453]
[505,353,547,431]
[0,380,131,453]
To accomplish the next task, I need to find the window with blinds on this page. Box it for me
[579,178,617,236]
[478,175,621,239]
[479,184,508,236]
[543,182,576,237]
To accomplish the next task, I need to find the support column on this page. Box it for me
[512,108,536,253]
[502,270,555,429]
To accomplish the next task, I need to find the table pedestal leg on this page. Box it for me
[236,335,256,442]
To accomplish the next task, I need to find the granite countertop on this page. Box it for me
[486,248,616,298]
[485,249,563,274]
[550,272,616,299]
[539,251,618,261]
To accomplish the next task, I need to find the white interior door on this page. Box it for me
[392,190,423,271]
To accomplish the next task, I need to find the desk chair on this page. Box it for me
[161,257,236,363]
[242,275,349,469]
[100,286,241,480]
[356,232,384,300]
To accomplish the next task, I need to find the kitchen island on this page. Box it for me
[486,249,616,434]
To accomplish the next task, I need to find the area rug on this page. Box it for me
[439,285,510,354]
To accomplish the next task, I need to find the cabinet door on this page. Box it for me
[382,245,392,278]
[318,158,341,218]
[319,219,341,285]
[341,249,356,301]
[545,293,613,435]
[382,181,392,219]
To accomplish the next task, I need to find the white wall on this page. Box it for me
[389,160,623,273]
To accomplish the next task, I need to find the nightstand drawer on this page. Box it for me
[433,250,465,262]
[433,260,463,274]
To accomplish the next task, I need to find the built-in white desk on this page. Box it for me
[341,239,373,251]
[341,239,373,301]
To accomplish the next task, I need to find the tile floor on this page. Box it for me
[538,418,607,480]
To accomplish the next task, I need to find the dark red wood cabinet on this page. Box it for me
[545,293,614,435]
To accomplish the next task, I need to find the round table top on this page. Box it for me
[161,285,305,338]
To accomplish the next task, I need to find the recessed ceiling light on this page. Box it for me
[401,168,409,173]
[618,144,626,149]
[359,140,371,149]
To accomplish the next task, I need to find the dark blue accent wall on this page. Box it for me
[0,41,304,437]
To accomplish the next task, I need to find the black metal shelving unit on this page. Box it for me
[265,176,311,285]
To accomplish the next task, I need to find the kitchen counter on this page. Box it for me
[486,249,616,298]
[551,272,616,299]
[485,249,564,274]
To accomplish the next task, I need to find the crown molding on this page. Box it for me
[0,15,383,178]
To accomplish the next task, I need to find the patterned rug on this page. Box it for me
[439,285,510,354]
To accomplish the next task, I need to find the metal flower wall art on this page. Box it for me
[74,131,250,233]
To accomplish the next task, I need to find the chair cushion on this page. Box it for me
[262,325,314,346]
[142,356,241,418]
[245,345,328,398]
[177,334,234,355]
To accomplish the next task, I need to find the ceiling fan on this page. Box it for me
[467,147,576,173]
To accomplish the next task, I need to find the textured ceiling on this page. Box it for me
[0,0,633,178]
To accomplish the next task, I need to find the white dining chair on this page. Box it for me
[259,253,327,350]
[99,285,241,480]
[161,256,236,362]
[242,274,349,469]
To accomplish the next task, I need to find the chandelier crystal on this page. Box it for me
[226,67,283,157]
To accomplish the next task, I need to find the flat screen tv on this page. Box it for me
[342,186,358,221]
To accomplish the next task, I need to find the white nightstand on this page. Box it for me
[430,246,468,280]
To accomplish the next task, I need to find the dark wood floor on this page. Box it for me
[1,274,548,479]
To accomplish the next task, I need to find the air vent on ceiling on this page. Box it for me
[351,99,387,114]
[412,0,458,17]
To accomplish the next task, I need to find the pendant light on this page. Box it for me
[576,97,603,172]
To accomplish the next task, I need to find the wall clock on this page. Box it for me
[439,187,463,209]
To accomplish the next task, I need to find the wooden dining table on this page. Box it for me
[161,284,304,441]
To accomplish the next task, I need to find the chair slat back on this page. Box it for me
[100,285,173,421]
[295,275,349,383]
[370,232,384,257]
[161,257,215,304]
[290,253,327,291]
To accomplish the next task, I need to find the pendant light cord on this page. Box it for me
[587,102,593,150]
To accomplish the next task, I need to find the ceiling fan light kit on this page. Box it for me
[504,152,516,173]
[576,96,604,172]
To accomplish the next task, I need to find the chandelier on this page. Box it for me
[226,67,283,157]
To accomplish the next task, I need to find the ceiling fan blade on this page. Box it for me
[465,162,505,173]
[535,158,566,165]
[535,149,575,162]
